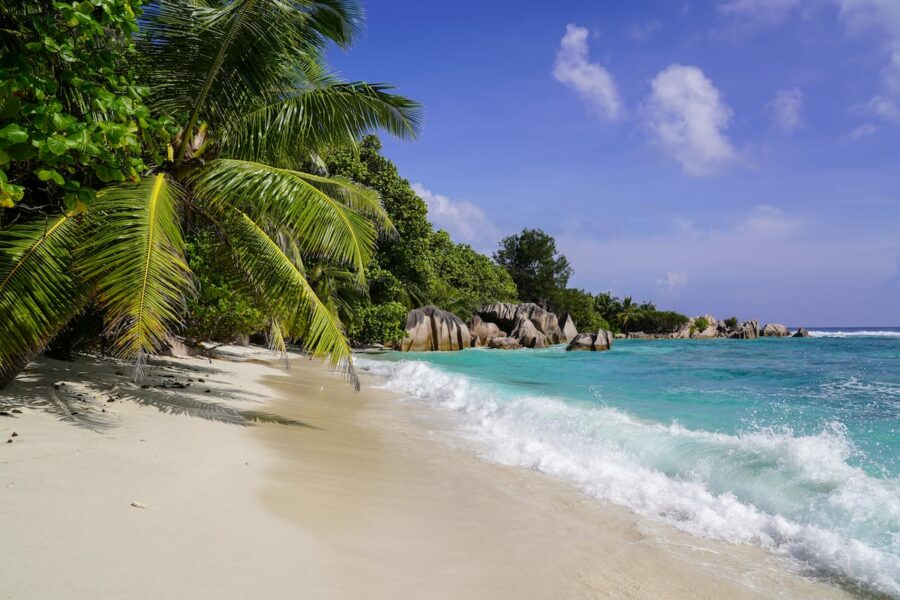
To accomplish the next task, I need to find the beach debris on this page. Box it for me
[6,439,11,443]
[0,411,10,417]
[130,501,146,509]
[11,432,18,437]
[198,378,205,383]
[107,398,115,403]
[11,409,22,414]
[204,389,211,393]
[115,370,125,376]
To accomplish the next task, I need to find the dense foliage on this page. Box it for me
[0,0,171,211]
[348,301,407,346]
[628,310,690,334]
[182,227,267,343]
[326,136,432,304]
[494,228,572,307]
[550,287,610,332]
[426,231,518,318]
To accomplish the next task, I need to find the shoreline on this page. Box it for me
[1,351,857,599]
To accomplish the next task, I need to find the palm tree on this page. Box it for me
[0,0,420,387]
[616,296,641,332]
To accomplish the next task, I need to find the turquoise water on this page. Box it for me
[358,329,900,597]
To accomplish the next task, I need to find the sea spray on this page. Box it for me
[358,340,900,597]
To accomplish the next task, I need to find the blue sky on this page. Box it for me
[329,0,900,326]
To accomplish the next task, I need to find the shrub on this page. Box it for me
[694,317,710,331]
[349,302,407,346]
[724,316,739,329]
[183,229,267,343]
[630,310,690,334]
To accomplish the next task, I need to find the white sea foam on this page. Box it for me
[809,330,900,338]
[358,357,900,597]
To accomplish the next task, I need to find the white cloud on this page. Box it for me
[628,19,664,42]
[838,2,900,122]
[553,24,623,121]
[719,0,804,23]
[657,271,688,297]
[768,87,804,132]
[642,64,737,176]
[850,122,878,138]
[411,183,499,249]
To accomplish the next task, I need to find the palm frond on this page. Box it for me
[140,0,360,141]
[221,209,353,372]
[81,175,192,365]
[193,159,382,278]
[221,80,422,164]
[0,210,88,373]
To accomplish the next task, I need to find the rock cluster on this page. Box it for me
[565,330,613,352]
[400,303,592,352]
[472,303,565,349]
[399,304,806,352]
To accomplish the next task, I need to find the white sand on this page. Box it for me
[0,352,854,599]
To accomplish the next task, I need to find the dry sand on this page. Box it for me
[0,350,854,599]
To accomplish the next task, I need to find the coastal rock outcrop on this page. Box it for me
[566,329,614,352]
[693,315,719,338]
[474,302,565,347]
[762,323,791,337]
[475,303,521,332]
[470,315,504,347]
[401,306,471,352]
[730,320,760,340]
[793,327,810,338]
[560,313,578,343]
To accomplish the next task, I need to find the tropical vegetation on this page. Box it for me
[0,0,421,386]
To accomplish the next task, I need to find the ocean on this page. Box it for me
[358,328,900,597]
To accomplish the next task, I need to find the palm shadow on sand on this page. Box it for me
[0,354,320,432]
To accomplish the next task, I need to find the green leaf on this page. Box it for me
[47,135,69,155]
[81,175,192,362]
[35,168,65,185]
[0,124,28,144]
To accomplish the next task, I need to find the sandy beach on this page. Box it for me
[0,351,855,599]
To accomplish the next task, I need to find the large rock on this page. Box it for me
[488,336,521,350]
[401,306,471,352]
[762,323,791,337]
[566,329,614,352]
[470,315,505,347]
[511,316,549,348]
[475,303,521,332]
[793,327,810,338]
[559,313,579,343]
[519,303,563,344]
[730,320,760,340]
[474,303,562,346]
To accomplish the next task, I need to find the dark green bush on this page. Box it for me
[183,229,267,343]
[724,316,739,329]
[630,310,690,334]
[349,301,407,346]
[694,316,710,331]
